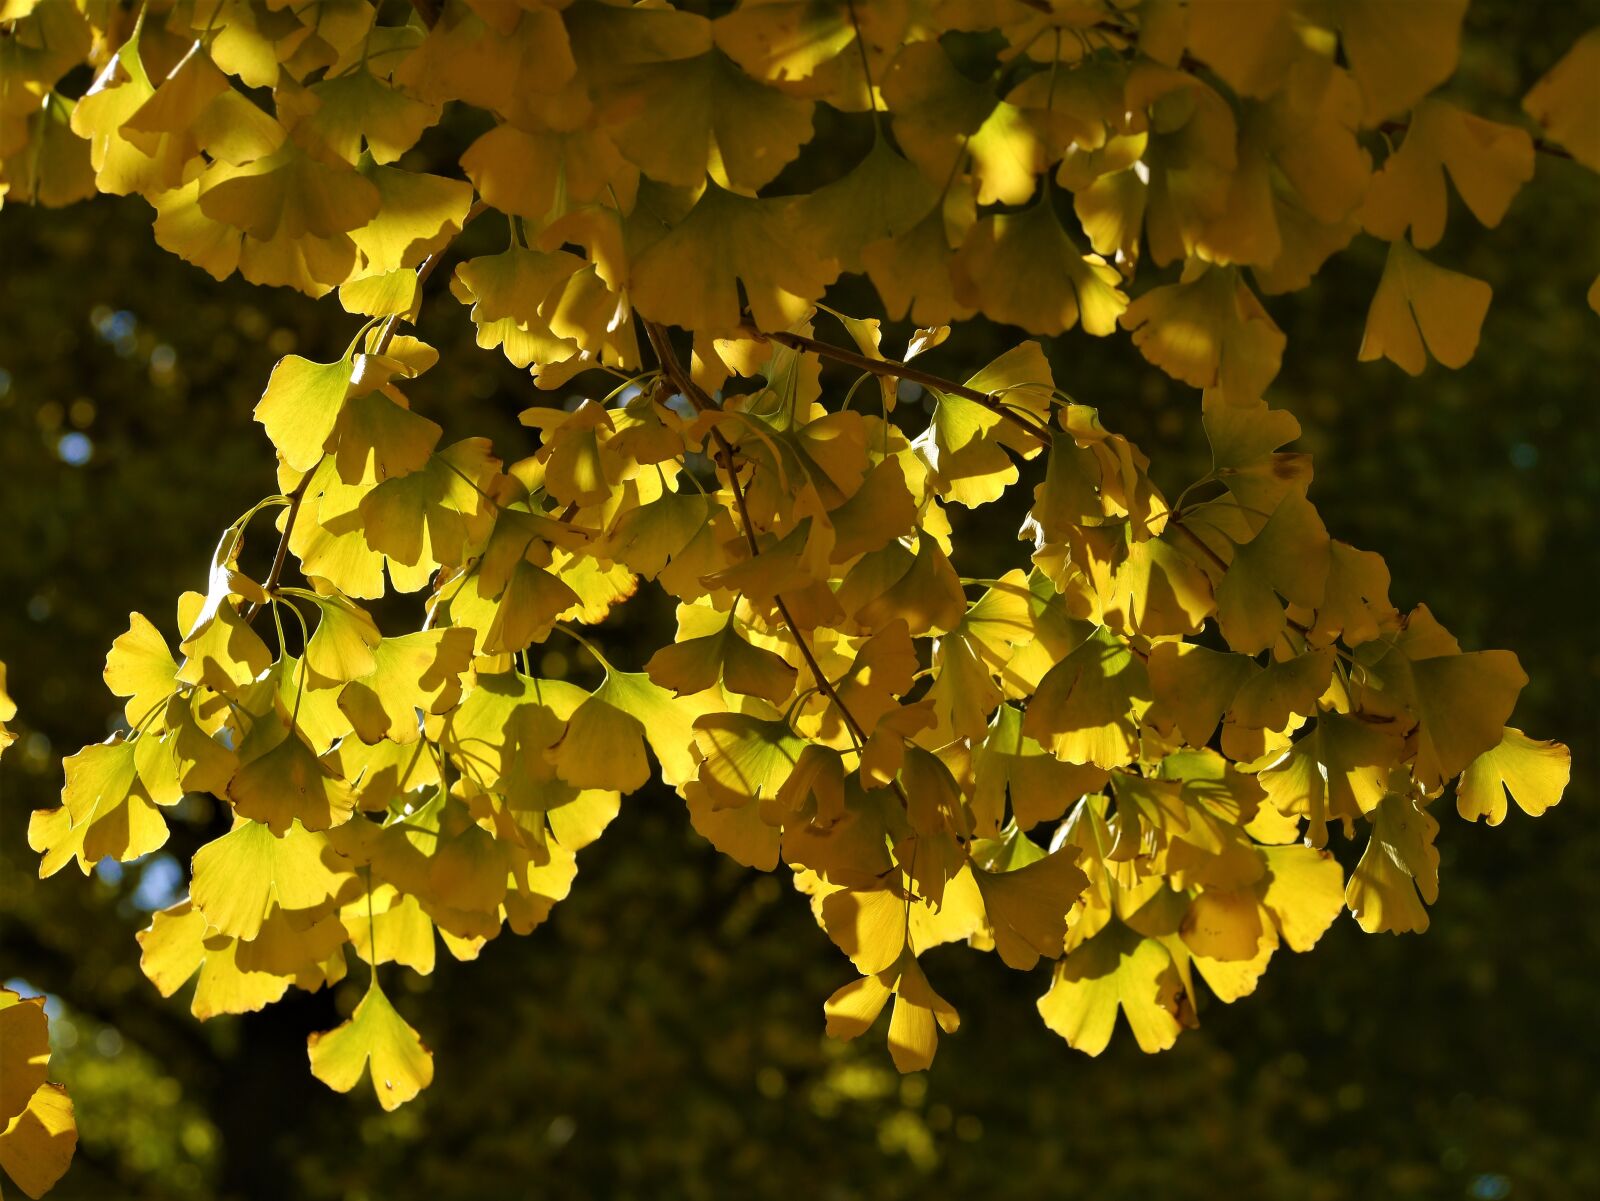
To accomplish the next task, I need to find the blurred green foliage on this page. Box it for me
[2,4,1596,1197]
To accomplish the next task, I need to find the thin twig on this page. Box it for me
[241,478,310,623]
[744,325,1055,446]
[642,321,887,757]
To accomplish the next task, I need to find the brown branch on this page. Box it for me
[240,477,310,624]
[642,321,884,755]
[744,325,1055,447]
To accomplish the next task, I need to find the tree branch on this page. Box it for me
[743,325,1055,446]
[642,321,885,754]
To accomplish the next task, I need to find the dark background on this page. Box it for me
[2,5,1596,1198]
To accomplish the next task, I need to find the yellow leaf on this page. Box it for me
[0,1081,76,1201]
[1345,791,1440,934]
[1356,607,1527,790]
[229,720,357,835]
[1037,922,1193,1055]
[1121,263,1285,405]
[861,205,975,327]
[1455,727,1570,826]
[199,141,380,241]
[349,164,474,276]
[256,351,357,473]
[647,608,797,706]
[285,68,439,166]
[952,201,1127,337]
[629,182,833,335]
[1362,99,1534,248]
[103,611,178,729]
[972,703,1109,834]
[137,901,297,1020]
[303,593,381,684]
[824,952,961,1074]
[191,817,351,941]
[1213,493,1331,655]
[552,667,702,792]
[1258,710,1404,847]
[1523,27,1600,171]
[1148,642,1260,749]
[1331,0,1467,124]
[359,440,500,591]
[339,628,474,744]
[30,736,168,877]
[332,389,442,486]
[1358,238,1491,375]
[0,992,48,1127]
[973,848,1089,970]
[307,981,433,1111]
[795,134,935,270]
[1023,625,1149,770]
[1258,845,1346,953]
[821,886,908,976]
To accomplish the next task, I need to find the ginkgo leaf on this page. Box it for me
[1455,727,1570,826]
[796,134,938,270]
[339,628,475,744]
[0,992,49,1127]
[1345,791,1440,934]
[191,817,351,941]
[1362,99,1534,249]
[861,204,975,327]
[1203,399,1310,518]
[1332,0,1467,124]
[199,141,381,242]
[1023,625,1150,770]
[285,68,440,166]
[359,439,500,590]
[349,165,473,277]
[229,721,357,835]
[1148,642,1260,749]
[307,981,433,1111]
[1357,608,1527,791]
[952,201,1127,337]
[689,712,806,811]
[0,1078,76,1201]
[971,703,1109,834]
[570,3,813,192]
[1258,845,1346,952]
[629,182,834,335]
[1258,710,1404,846]
[104,611,178,729]
[1523,27,1600,171]
[1037,922,1193,1056]
[1121,263,1285,406]
[332,389,442,486]
[1213,493,1331,655]
[256,350,357,473]
[647,610,797,706]
[137,901,295,1020]
[302,592,382,684]
[824,951,961,1074]
[973,848,1089,971]
[29,736,169,877]
[551,667,702,792]
[1358,239,1492,375]
[821,886,908,977]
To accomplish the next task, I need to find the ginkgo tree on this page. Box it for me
[1,0,1589,1169]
